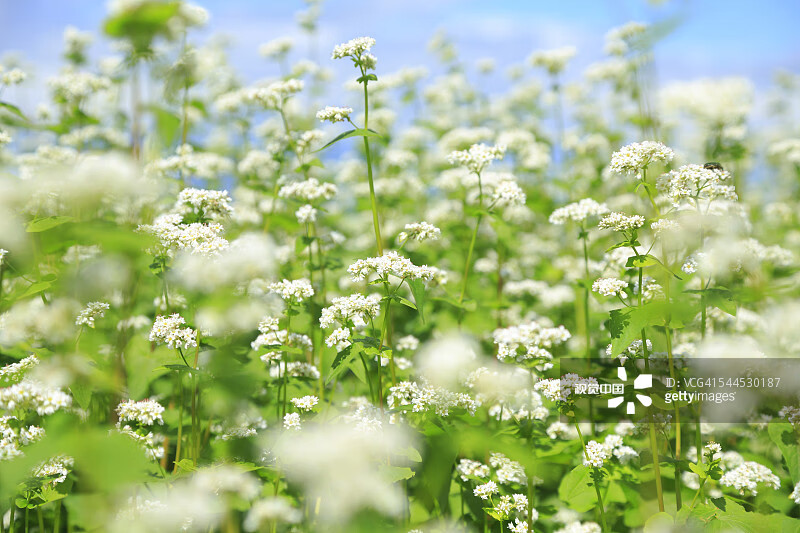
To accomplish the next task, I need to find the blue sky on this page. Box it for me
[0,0,798,107]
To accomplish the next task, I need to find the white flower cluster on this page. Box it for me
[602,434,638,463]
[290,395,319,411]
[149,314,198,350]
[598,212,645,232]
[325,327,351,350]
[719,461,780,495]
[319,293,382,329]
[456,458,490,481]
[546,421,575,440]
[0,65,26,86]
[117,424,165,460]
[244,498,302,531]
[0,416,45,460]
[609,141,674,177]
[34,455,74,486]
[75,301,110,328]
[295,204,317,223]
[116,399,165,426]
[269,278,315,303]
[651,218,680,236]
[447,143,506,174]
[493,320,571,362]
[656,164,737,208]
[705,441,722,456]
[398,221,441,244]
[535,374,598,403]
[0,355,40,384]
[238,150,279,179]
[791,481,800,505]
[592,277,628,297]
[331,36,376,59]
[605,22,648,56]
[212,412,268,441]
[259,37,293,59]
[48,70,111,103]
[555,521,602,533]
[270,362,321,380]
[529,46,577,75]
[248,79,304,109]
[583,440,608,467]
[146,144,234,181]
[0,380,72,415]
[491,178,526,207]
[278,178,337,202]
[58,125,127,148]
[138,213,229,256]
[633,277,664,301]
[283,413,302,431]
[473,480,498,500]
[348,251,436,282]
[549,198,610,225]
[387,380,477,417]
[490,452,528,485]
[174,188,234,219]
[780,406,800,428]
[251,316,312,362]
[316,106,353,123]
[606,339,652,364]
[0,131,10,146]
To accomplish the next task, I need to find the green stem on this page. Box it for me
[649,415,665,512]
[360,71,383,256]
[174,375,184,471]
[573,420,608,532]
[689,477,707,509]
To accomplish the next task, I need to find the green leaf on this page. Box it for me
[558,465,597,512]
[69,383,92,410]
[768,423,800,484]
[408,279,427,323]
[626,253,682,279]
[0,101,27,121]
[357,73,378,84]
[397,446,423,462]
[394,295,417,310]
[174,458,198,473]
[689,462,708,479]
[379,465,415,483]
[326,342,364,384]
[315,128,383,152]
[294,157,324,173]
[644,512,674,532]
[26,216,74,233]
[149,105,181,146]
[685,287,737,316]
[16,280,53,300]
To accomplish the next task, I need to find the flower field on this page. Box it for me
[0,2,799,532]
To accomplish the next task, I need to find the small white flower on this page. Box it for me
[583,440,608,467]
[598,212,645,232]
[316,106,353,123]
[592,278,628,297]
[283,413,302,431]
[609,141,674,177]
[473,480,498,500]
[269,279,314,303]
[290,396,319,412]
[75,301,110,328]
[295,204,317,224]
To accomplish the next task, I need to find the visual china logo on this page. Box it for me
[606,366,652,415]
